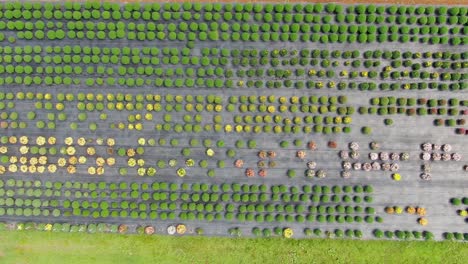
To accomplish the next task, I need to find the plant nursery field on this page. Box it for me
[0,1,466,259]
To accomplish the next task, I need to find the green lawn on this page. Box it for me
[0,231,466,264]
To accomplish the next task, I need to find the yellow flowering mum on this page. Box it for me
[36,166,44,174]
[96,157,105,166]
[19,146,29,154]
[66,146,76,156]
[48,164,57,173]
[106,157,115,166]
[107,138,115,147]
[9,156,18,164]
[88,167,96,175]
[64,137,73,146]
[418,218,428,226]
[206,148,215,157]
[67,165,76,174]
[20,165,28,173]
[19,156,27,164]
[0,146,8,154]
[176,224,186,234]
[19,136,28,145]
[97,167,105,175]
[36,136,46,146]
[47,137,56,145]
[57,158,67,167]
[127,158,136,167]
[8,164,17,172]
[68,156,77,165]
[86,147,96,156]
[77,137,86,146]
[28,157,37,165]
[38,156,47,165]
[283,228,293,238]
[126,148,135,157]
[78,156,87,164]
[9,136,17,144]
[392,173,401,181]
